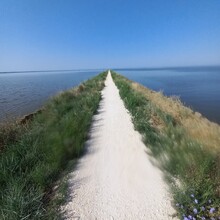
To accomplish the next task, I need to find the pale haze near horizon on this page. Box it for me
[0,0,220,72]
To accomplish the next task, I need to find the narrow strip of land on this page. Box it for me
[61,71,175,219]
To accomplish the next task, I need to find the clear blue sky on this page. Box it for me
[1,0,220,71]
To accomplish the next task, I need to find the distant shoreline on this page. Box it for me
[1,65,220,74]
[113,65,220,72]
[0,69,104,74]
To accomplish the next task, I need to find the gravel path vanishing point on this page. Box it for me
[61,71,176,220]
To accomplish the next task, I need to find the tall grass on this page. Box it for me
[112,72,220,219]
[0,71,107,220]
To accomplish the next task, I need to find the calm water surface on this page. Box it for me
[0,70,101,122]
[115,67,220,124]
[0,67,220,124]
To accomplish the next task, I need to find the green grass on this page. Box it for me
[111,71,220,219]
[0,71,107,220]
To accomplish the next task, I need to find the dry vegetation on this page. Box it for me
[131,81,220,151]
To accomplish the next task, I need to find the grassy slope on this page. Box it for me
[0,71,107,220]
[112,72,220,219]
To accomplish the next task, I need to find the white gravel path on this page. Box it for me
[61,71,176,220]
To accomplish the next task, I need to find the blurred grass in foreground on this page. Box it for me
[112,71,220,219]
[0,71,107,220]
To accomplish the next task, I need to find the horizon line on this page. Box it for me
[1,64,220,74]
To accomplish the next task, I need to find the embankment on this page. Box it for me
[61,71,175,220]
[112,71,220,219]
[1,70,219,219]
[0,71,107,220]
